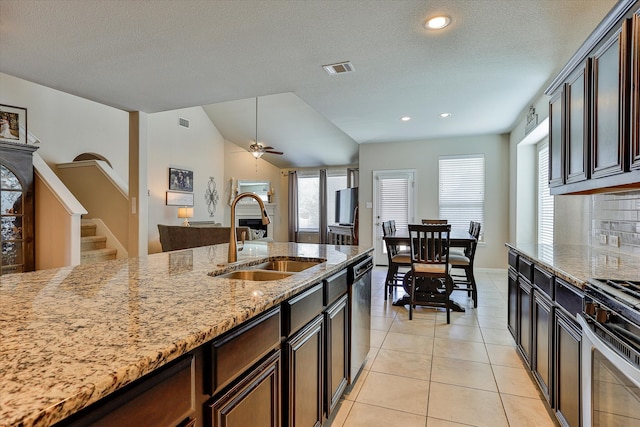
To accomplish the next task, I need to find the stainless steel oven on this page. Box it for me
[579,278,640,427]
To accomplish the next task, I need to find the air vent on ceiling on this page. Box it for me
[178,117,190,128]
[322,61,355,75]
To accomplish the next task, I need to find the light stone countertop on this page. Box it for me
[505,243,640,288]
[0,241,373,427]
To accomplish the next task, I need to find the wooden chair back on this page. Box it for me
[421,219,448,224]
[408,224,451,266]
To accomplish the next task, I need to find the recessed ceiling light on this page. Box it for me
[425,15,451,30]
[401,116,411,121]
[439,113,452,118]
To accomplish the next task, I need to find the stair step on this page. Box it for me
[81,221,97,237]
[81,235,107,251]
[81,248,117,264]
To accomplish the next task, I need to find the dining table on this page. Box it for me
[382,227,477,312]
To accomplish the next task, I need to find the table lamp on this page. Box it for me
[177,206,193,226]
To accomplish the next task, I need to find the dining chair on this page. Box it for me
[382,221,411,300]
[449,222,481,308]
[421,219,447,224]
[449,220,475,257]
[407,223,453,323]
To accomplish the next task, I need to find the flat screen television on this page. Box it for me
[335,187,358,226]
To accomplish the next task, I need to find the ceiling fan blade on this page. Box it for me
[262,146,275,150]
[265,150,284,155]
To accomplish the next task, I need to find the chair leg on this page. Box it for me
[445,276,451,324]
[384,264,397,301]
[468,267,478,308]
[409,275,415,320]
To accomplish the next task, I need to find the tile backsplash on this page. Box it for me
[592,190,640,255]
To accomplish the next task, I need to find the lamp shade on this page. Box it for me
[251,150,264,159]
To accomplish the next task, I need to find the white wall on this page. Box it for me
[0,73,129,179]
[147,107,226,253]
[359,135,510,269]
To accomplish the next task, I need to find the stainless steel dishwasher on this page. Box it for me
[349,255,372,383]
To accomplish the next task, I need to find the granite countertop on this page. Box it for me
[0,242,373,427]
[505,243,640,288]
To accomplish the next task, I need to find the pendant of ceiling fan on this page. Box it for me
[250,97,284,159]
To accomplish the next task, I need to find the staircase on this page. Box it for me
[81,220,117,264]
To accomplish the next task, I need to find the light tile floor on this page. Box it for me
[327,267,559,427]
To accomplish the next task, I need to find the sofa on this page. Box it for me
[158,224,252,252]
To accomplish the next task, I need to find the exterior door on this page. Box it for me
[372,170,415,266]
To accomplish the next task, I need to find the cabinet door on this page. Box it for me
[209,351,280,427]
[325,294,348,417]
[533,292,553,404]
[507,268,518,339]
[632,9,640,168]
[554,311,581,427]
[283,315,324,427]
[591,22,631,178]
[517,278,532,366]
[549,89,565,187]
[565,63,590,184]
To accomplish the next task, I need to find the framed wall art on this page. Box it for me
[166,191,194,206]
[169,167,193,192]
[0,104,27,145]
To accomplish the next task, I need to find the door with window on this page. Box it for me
[372,170,415,266]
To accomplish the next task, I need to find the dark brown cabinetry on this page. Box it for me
[517,278,532,366]
[324,294,348,416]
[532,267,554,404]
[507,266,518,338]
[631,8,640,167]
[0,141,37,274]
[554,310,581,427]
[545,0,639,194]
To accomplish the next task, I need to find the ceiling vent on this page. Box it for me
[178,117,190,128]
[322,61,355,75]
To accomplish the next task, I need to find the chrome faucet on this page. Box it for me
[228,192,271,263]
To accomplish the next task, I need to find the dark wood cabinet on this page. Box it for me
[324,294,348,417]
[507,268,518,339]
[565,63,590,184]
[548,89,565,187]
[0,141,37,274]
[283,315,324,427]
[591,22,631,179]
[631,8,640,168]
[554,310,581,427]
[517,277,532,366]
[532,291,553,404]
[209,351,281,427]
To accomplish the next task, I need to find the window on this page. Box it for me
[297,171,319,231]
[538,141,554,244]
[439,155,485,238]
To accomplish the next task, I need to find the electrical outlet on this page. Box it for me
[609,235,619,247]
[599,234,607,245]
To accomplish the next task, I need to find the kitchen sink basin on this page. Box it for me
[216,270,294,281]
[252,259,324,272]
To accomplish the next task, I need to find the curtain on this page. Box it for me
[288,171,298,242]
[319,169,328,243]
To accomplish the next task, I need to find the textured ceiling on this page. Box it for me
[0,0,618,168]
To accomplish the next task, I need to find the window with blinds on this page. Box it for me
[538,142,554,244]
[438,155,485,238]
[377,174,412,238]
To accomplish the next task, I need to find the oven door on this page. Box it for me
[578,315,640,427]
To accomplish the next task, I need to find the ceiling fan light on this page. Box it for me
[252,150,264,159]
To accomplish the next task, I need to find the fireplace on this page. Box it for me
[239,218,268,237]
[234,202,275,238]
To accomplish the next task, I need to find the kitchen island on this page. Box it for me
[0,241,373,427]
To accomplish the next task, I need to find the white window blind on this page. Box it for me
[297,171,319,231]
[378,176,410,237]
[438,155,485,237]
[538,142,554,244]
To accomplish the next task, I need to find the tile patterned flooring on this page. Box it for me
[327,267,559,427]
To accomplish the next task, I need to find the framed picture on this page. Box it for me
[169,167,193,192]
[166,191,194,206]
[0,104,27,145]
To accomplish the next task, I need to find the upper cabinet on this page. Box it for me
[545,0,639,195]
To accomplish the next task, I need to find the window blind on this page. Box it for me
[378,176,410,238]
[438,155,485,237]
[538,142,554,244]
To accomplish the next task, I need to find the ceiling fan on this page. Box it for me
[249,97,284,159]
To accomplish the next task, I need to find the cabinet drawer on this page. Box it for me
[209,307,281,395]
[66,354,195,427]
[533,266,554,299]
[282,283,324,336]
[508,250,518,270]
[518,257,534,283]
[324,269,348,307]
[555,278,583,318]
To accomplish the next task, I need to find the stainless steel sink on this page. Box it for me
[216,270,294,281]
[252,259,324,272]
